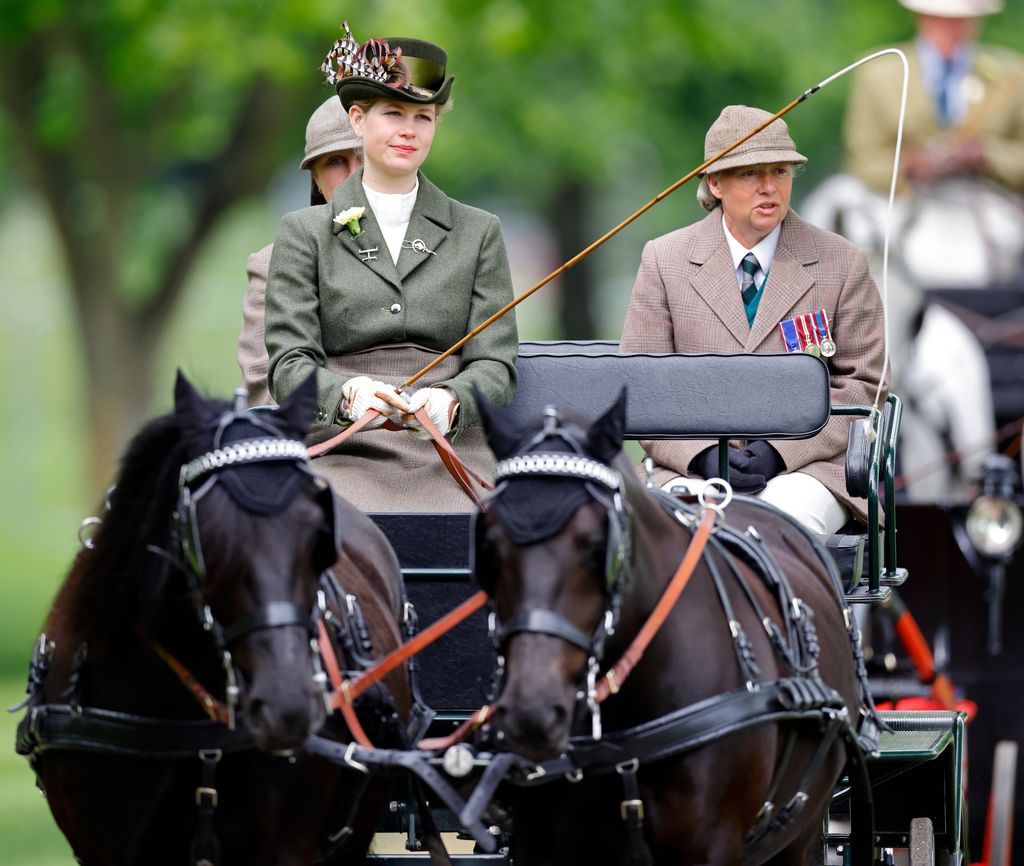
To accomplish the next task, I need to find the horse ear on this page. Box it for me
[475,386,523,460]
[275,370,318,436]
[585,387,627,463]
[174,369,212,431]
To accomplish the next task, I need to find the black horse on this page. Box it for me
[473,392,878,866]
[15,372,410,866]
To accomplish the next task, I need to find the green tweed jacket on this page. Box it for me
[265,169,518,438]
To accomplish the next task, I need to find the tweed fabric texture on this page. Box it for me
[620,210,887,520]
[300,96,361,170]
[308,345,494,512]
[265,168,517,440]
[702,105,807,175]
[237,243,275,407]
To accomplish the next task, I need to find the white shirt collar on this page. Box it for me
[362,179,419,264]
[362,179,419,228]
[722,216,781,277]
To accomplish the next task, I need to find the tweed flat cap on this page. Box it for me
[700,105,807,175]
[898,0,1002,16]
[299,96,361,170]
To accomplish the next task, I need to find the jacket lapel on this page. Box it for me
[746,212,817,350]
[688,214,750,347]
[397,173,452,282]
[330,170,402,291]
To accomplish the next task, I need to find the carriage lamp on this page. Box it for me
[965,457,1023,557]
[953,454,1023,655]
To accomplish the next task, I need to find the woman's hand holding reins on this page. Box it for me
[401,387,459,439]
[340,376,410,428]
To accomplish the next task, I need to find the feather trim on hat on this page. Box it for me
[322,21,409,90]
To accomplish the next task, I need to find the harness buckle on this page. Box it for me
[344,741,370,774]
[620,798,644,822]
[195,786,218,808]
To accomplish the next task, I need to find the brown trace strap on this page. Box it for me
[138,628,231,725]
[341,590,489,706]
[317,620,375,747]
[595,507,716,703]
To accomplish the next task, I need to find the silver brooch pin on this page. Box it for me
[402,238,436,256]
[357,247,379,264]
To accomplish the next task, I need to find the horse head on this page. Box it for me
[168,371,335,752]
[475,389,631,761]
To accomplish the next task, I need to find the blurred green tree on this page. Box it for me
[0,1,336,487]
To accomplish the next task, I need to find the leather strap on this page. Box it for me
[496,609,594,654]
[336,591,488,706]
[221,601,309,644]
[308,408,382,458]
[138,629,230,725]
[307,406,491,506]
[595,507,715,702]
[414,407,491,505]
[16,703,254,759]
[317,620,374,748]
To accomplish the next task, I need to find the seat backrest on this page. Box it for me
[511,342,831,441]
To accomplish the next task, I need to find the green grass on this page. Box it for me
[1,677,76,864]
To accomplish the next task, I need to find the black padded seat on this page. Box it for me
[511,347,830,442]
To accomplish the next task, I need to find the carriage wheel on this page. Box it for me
[910,817,935,866]
[985,740,1018,866]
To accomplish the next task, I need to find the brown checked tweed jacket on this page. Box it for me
[236,243,275,407]
[620,209,887,520]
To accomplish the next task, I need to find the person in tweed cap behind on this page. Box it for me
[620,104,887,537]
[237,96,362,406]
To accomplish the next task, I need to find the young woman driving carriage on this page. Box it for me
[264,23,518,512]
[620,105,888,537]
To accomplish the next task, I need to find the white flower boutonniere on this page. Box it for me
[334,206,366,237]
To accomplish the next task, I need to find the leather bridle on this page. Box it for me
[166,406,339,726]
[482,408,632,738]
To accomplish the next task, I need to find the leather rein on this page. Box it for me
[308,405,491,506]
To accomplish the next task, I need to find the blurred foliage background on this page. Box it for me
[1,1,1023,861]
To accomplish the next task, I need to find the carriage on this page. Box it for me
[15,340,1010,866]
[353,340,976,866]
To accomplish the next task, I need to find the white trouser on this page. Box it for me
[660,471,849,538]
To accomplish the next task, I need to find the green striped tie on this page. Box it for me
[740,253,760,307]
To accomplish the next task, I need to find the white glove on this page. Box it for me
[403,387,459,439]
[340,377,410,429]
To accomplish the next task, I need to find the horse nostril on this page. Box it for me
[550,702,568,729]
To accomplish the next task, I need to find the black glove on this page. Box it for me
[730,440,784,483]
[690,446,768,495]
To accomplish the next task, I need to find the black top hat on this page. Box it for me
[323,22,454,111]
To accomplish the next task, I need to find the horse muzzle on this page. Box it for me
[240,629,327,752]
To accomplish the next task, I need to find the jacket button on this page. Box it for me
[390,303,402,314]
